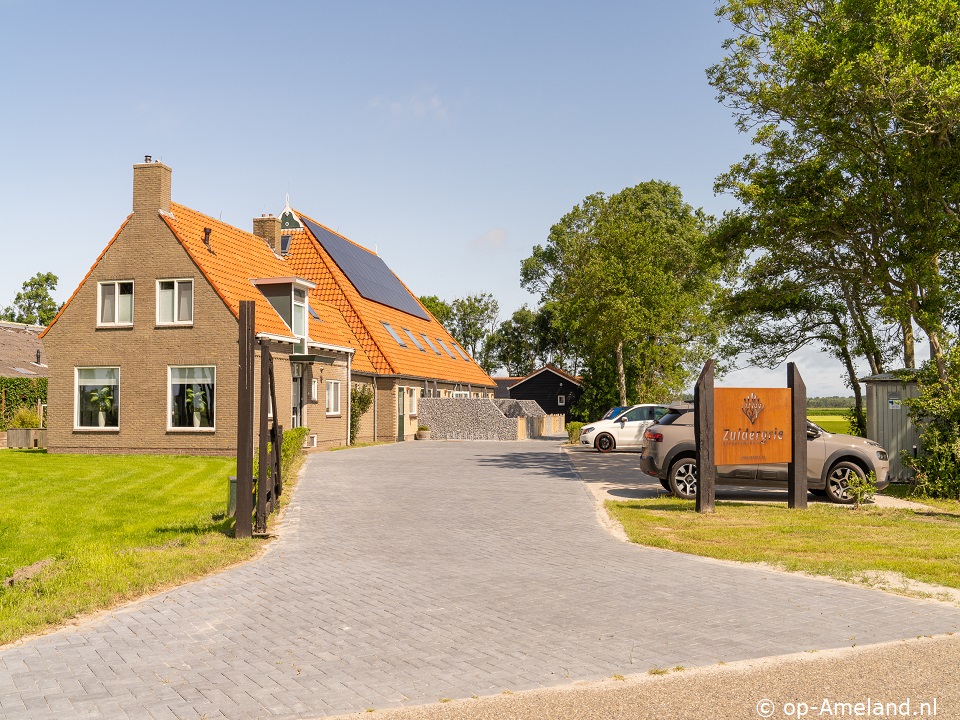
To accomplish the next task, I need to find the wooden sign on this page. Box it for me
[714,388,793,465]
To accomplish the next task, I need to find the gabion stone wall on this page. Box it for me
[418,399,519,440]
[516,400,546,417]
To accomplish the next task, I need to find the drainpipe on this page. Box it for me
[373,377,378,441]
[346,352,352,446]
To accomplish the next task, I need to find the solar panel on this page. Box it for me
[302,217,429,320]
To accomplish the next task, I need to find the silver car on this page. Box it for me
[639,403,890,504]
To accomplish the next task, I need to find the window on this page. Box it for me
[557,395,566,406]
[407,386,418,416]
[76,367,120,429]
[453,344,471,362]
[293,288,307,337]
[452,391,470,398]
[403,329,426,352]
[157,279,193,325]
[382,322,406,347]
[436,339,457,359]
[421,334,441,354]
[98,281,133,326]
[169,366,215,430]
[622,406,653,422]
[326,379,341,415]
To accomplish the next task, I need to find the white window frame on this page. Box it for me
[326,379,341,416]
[558,395,566,406]
[156,279,194,326]
[167,365,216,432]
[292,287,307,338]
[407,386,418,416]
[74,366,120,431]
[452,390,470,398]
[97,281,134,327]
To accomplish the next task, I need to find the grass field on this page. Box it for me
[807,407,857,435]
[0,449,262,645]
[607,496,960,593]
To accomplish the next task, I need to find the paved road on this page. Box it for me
[2,440,959,720]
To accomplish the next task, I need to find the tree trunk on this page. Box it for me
[927,329,949,383]
[846,354,866,435]
[616,339,627,406]
[901,320,915,369]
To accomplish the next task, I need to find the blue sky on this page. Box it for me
[0,0,895,394]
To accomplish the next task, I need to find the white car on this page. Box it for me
[580,404,669,452]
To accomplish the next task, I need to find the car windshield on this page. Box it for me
[601,406,627,420]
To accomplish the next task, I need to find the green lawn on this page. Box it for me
[0,449,262,645]
[607,497,960,593]
[807,407,857,435]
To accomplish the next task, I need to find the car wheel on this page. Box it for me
[825,461,864,505]
[668,457,698,500]
[595,434,615,453]
[659,478,671,492]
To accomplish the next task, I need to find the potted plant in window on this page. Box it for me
[186,386,207,428]
[416,424,430,440]
[89,387,113,428]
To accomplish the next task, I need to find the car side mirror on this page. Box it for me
[807,428,820,440]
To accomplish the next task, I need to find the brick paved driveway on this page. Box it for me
[3,441,959,719]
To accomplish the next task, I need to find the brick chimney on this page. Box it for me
[253,214,283,254]
[132,156,172,217]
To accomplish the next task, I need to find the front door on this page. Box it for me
[397,387,405,441]
[291,376,302,428]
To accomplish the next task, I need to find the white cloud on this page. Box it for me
[368,90,448,121]
[471,227,508,250]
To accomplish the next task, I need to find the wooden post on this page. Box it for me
[269,353,282,497]
[256,340,271,533]
[787,362,808,509]
[235,301,256,539]
[694,359,716,514]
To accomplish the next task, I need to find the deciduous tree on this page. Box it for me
[1,272,60,326]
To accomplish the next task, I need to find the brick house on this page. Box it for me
[41,160,494,454]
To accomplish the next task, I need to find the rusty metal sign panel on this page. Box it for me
[714,388,793,465]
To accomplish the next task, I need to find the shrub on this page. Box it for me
[253,426,310,481]
[349,384,374,444]
[844,406,866,437]
[0,377,46,430]
[8,407,42,429]
[847,470,878,510]
[566,421,584,444]
[902,347,960,500]
[417,424,429,432]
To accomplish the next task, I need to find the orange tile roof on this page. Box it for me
[163,203,292,339]
[286,213,494,386]
[163,204,373,371]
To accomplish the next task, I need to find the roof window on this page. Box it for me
[403,328,426,352]
[453,344,471,362]
[436,338,458,359]
[382,322,407,347]
[421,334,441,354]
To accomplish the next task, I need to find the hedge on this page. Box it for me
[1,377,47,431]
